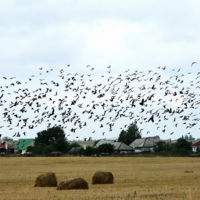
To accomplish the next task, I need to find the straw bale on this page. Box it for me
[34,175,47,187]
[34,172,57,187]
[92,171,114,184]
[45,172,57,186]
[57,178,88,190]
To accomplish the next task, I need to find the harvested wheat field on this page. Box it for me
[1,157,200,200]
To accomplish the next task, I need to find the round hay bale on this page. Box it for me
[92,171,114,184]
[34,175,47,187]
[57,178,89,190]
[34,172,57,187]
[46,172,57,186]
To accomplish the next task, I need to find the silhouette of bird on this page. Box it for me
[1,63,200,142]
[191,62,197,67]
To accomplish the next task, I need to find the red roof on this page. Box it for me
[0,142,15,149]
[191,141,200,147]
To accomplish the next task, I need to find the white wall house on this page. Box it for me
[191,141,200,152]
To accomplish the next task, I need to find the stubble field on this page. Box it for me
[0,156,200,200]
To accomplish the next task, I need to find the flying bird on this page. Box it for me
[191,62,197,67]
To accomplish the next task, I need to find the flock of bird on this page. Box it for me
[0,62,199,140]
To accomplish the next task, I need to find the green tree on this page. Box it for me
[97,143,114,154]
[27,144,45,155]
[44,144,55,154]
[54,138,70,153]
[171,138,192,154]
[29,126,70,154]
[35,126,66,146]
[153,141,170,152]
[118,121,141,145]
[84,146,95,155]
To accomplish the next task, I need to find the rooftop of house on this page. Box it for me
[94,140,133,150]
[191,141,200,147]
[129,138,155,148]
[14,139,34,150]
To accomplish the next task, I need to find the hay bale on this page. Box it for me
[57,178,88,190]
[92,171,114,184]
[34,175,47,187]
[45,172,57,186]
[34,172,57,187]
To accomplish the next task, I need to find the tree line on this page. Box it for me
[26,122,193,156]
[27,122,141,155]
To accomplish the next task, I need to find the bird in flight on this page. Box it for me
[1,63,200,142]
[191,62,197,67]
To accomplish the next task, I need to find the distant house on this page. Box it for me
[94,140,133,154]
[0,141,15,154]
[14,139,34,154]
[129,138,154,152]
[191,141,200,152]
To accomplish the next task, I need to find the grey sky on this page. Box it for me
[0,0,200,141]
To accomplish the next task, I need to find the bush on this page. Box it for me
[153,141,170,152]
[170,138,192,155]
[27,145,45,155]
[44,144,55,154]
[84,146,96,156]
[97,144,114,154]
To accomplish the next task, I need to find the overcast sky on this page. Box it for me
[0,0,200,141]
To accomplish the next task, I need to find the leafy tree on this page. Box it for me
[153,141,170,152]
[97,143,114,154]
[118,121,141,145]
[1,136,13,142]
[171,138,192,154]
[27,145,45,155]
[54,138,70,153]
[29,126,70,154]
[44,144,55,154]
[35,126,66,146]
[84,146,95,155]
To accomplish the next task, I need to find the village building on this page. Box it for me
[191,141,200,152]
[0,141,15,154]
[94,139,133,154]
[14,139,34,154]
[129,138,155,152]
